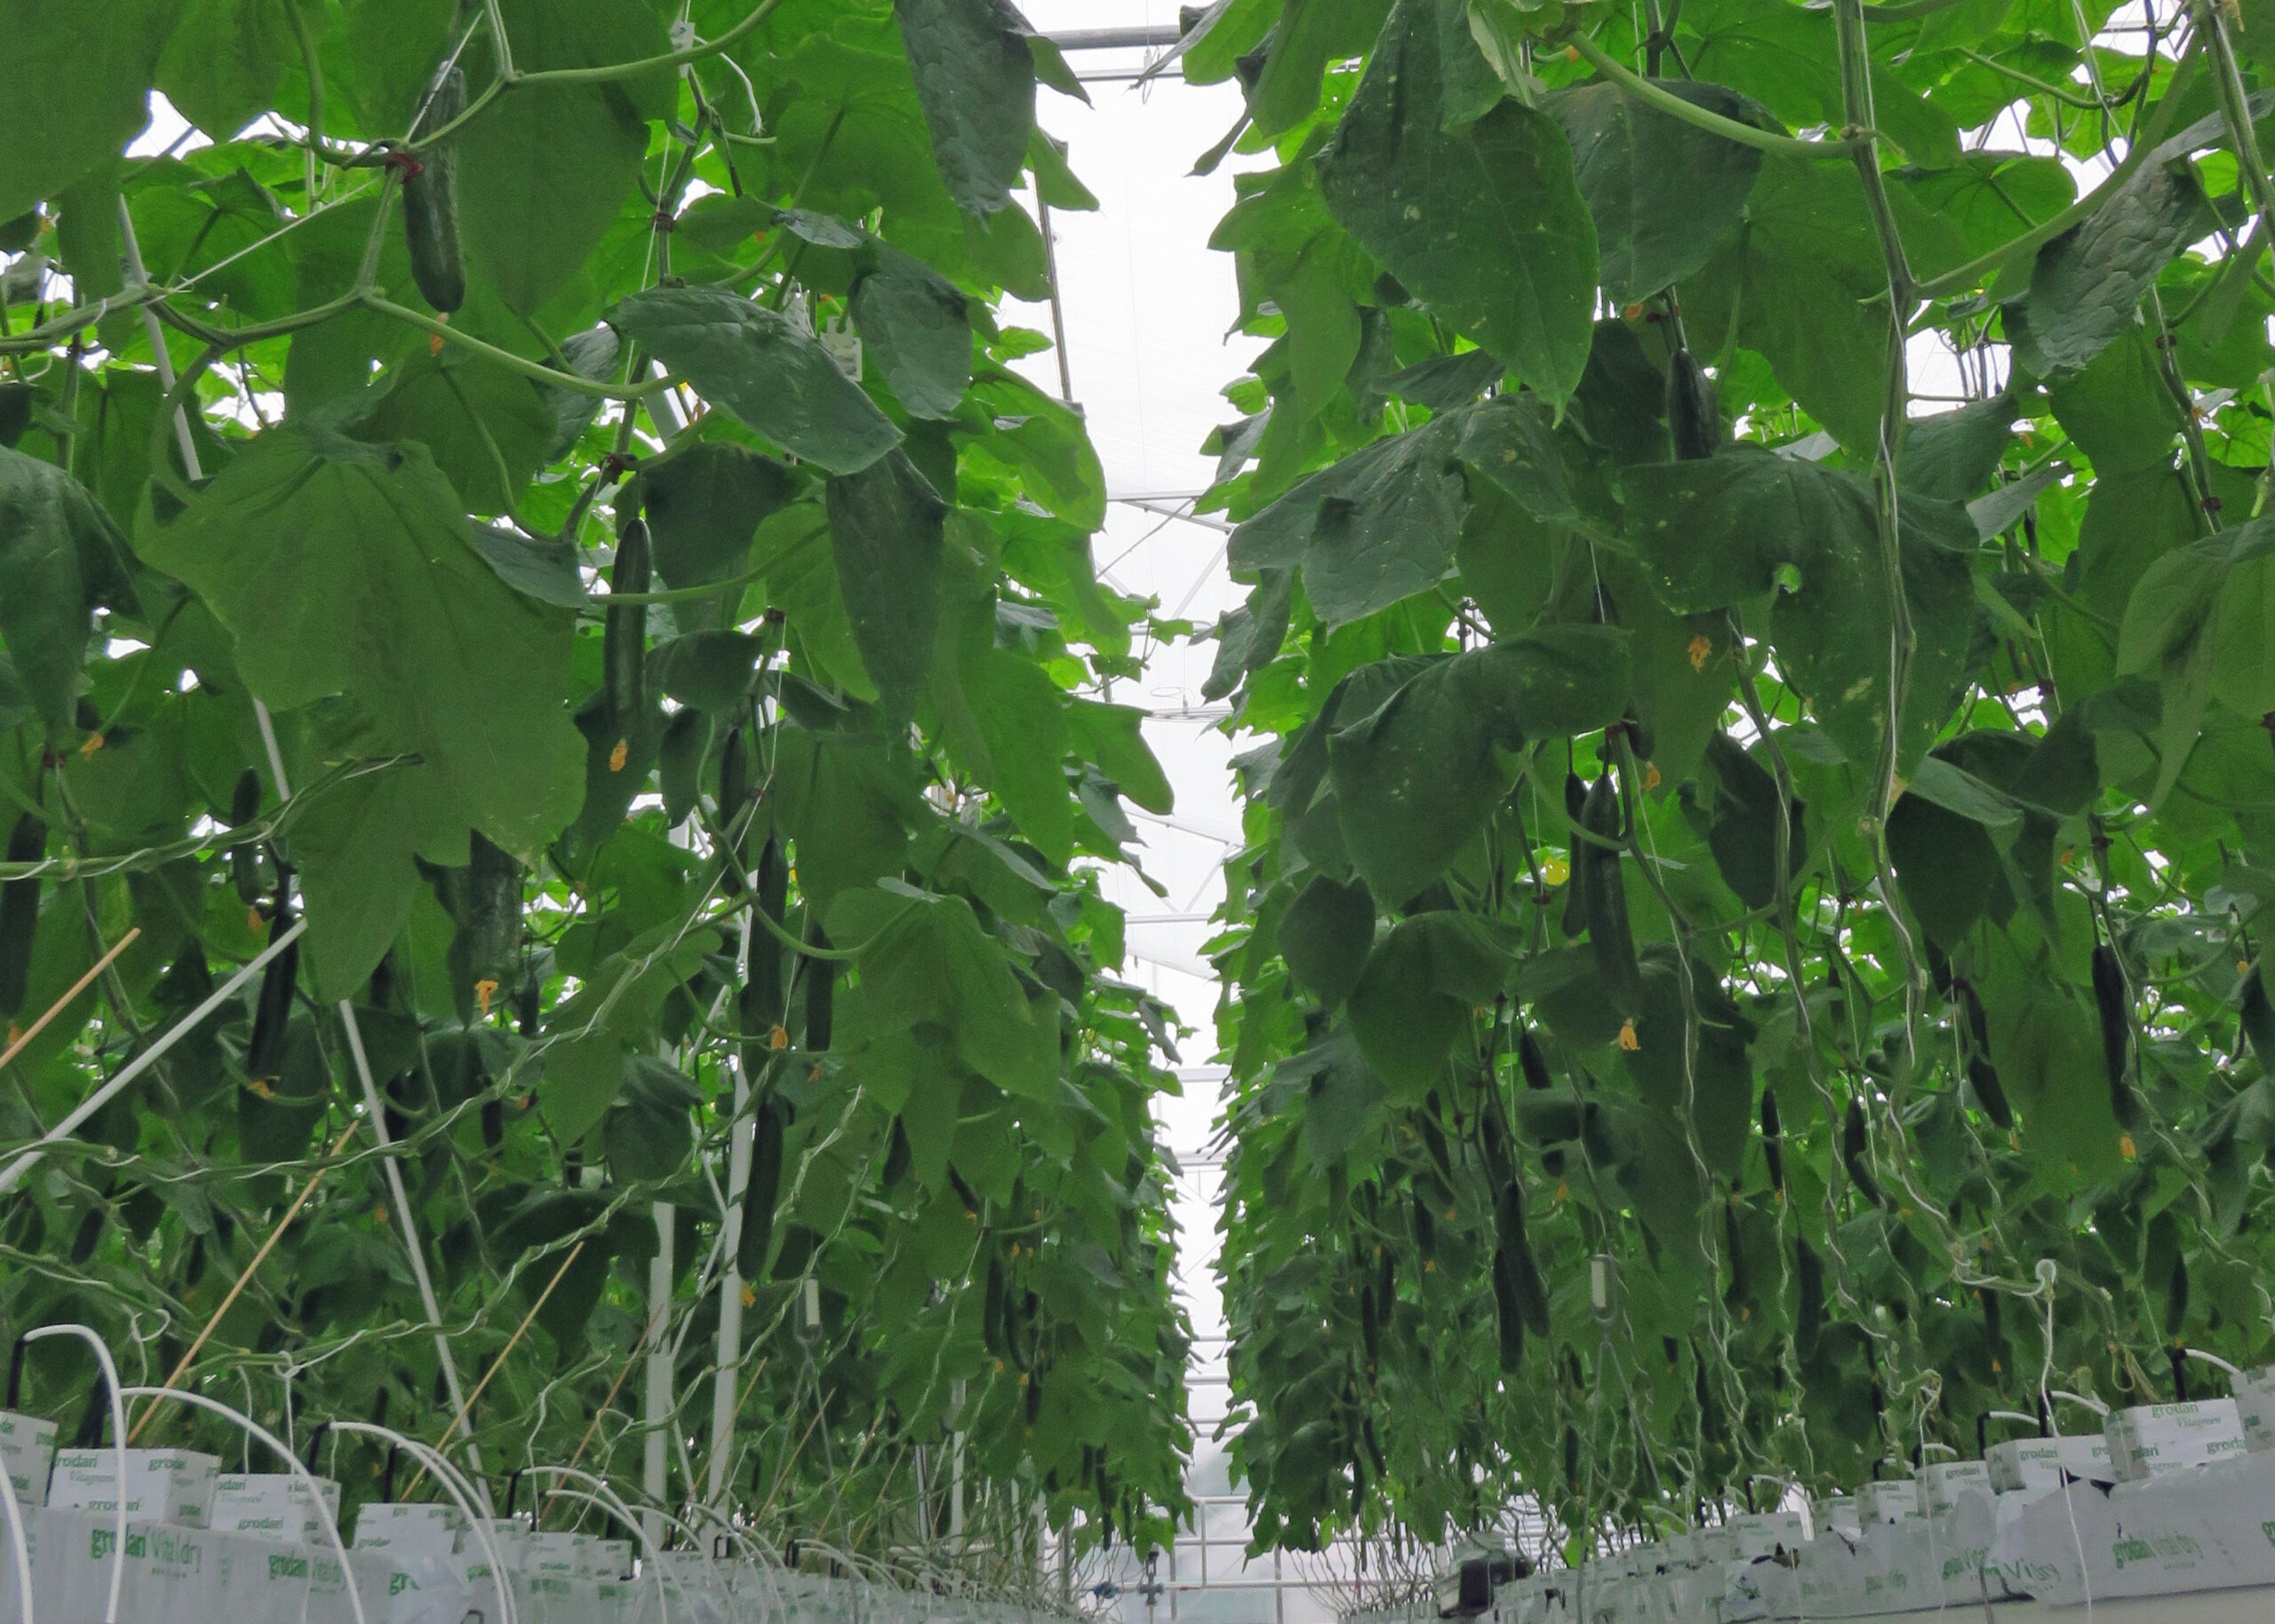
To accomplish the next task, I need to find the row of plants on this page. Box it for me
[1191,0,2275,1562]
[0,0,1190,1566]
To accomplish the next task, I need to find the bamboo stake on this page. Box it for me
[543,1298,667,1525]
[127,1120,359,1443]
[400,1240,585,1498]
[0,927,140,1073]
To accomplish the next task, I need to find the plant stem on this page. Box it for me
[1911,41,2202,299]
[1832,0,1928,1091]
[1568,34,1870,159]
[361,293,672,398]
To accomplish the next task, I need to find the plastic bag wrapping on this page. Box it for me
[1995,1450,2275,1604]
[0,1505,390,1623]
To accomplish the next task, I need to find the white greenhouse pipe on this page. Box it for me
[20,1325,126,1623]
[323,1420,515,1624]
[709,992,754,1503]
[119,1387,366,1624]
[0,919,307,1198]
[2183,1347,2245,1380]
[0,1429,34,1624]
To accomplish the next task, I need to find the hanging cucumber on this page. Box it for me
[1760,1087,1784,1198]
[882,1115,912,1188]
[1794,1237,1824,1359]
[1722,1200,1750,1311]
[1577,774,1640,1013]
[1840,1097,1885,1208]
[401,65,466,314]
[736,1096,785,1279]
[1519,1027,1551,1090]
[1495,1180,1551,1338]
[1410,1195,1435,1262]
[1955,981,2013,1126]
[1490,1251,1526,1373]
[604,516,651,735]
[1665,348,1721,460]
[802,922,834,1050]
[0,812,44,1016]
[1561,775,1593,942]
[2091,943,2138,1126]
[2239,963,2275,1063]
[244,891,299,1081]
[2166,1254,2190,1341]
[983,1253,1007,1356]
[738,838,788,1069]
[1981,1288,2003,1373]
[718,724,751,829]
[1362,1415,1386,1476]
[1377,1245,1393,1316]
[1025,1366,1042,1424]
[1359,1283,1380,1364]
[228,768,262,905]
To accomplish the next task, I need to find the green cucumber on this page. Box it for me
[0,812,44,1016]
[401,65,467,314]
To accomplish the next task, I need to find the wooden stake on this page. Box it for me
[128,1119,357,1443]
[401,1240,585,1498]
[0,927,140,1073]
[544,1296,666,1526]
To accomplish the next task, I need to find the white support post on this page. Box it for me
[707,981,753,1503]
[643,1198,675,1548]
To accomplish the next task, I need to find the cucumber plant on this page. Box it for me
[1194,0,2275,1564]
[0,0,1190,1567]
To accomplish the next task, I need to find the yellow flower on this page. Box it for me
[609,737,629,772]
[78,732,104,756]
[740,1284,757,1308]
[1542,852,1570,886]
[475,977,499,1015]
[1617,1020,1640,1051]
[1687,633,1713,672]
[1643,764,1662,792]
[770,1024,789,1050]
[2119,1133,2137,1161]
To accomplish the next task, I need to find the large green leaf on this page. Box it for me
[1328,628,1632,904]
[156,0,293,139]
[2016,125,2218,378]
[1545,78,1763,305]
[1347,912,1506,1096]
[610,285,903,475]
[830,884,1059,1103]
[138,427,585,853]
[1321,0,1598,402]
[0,446,121,740]
[353,352,555,516]
[1680,155,1925,453]
[893,0,1036,215]
[1626,448,1980,769]
[959,646,1074,865]
[851,239,974,418]
[455,0,669,315]
[1228,397,1571,626]
[770,729,917,909]
[0,0,171,220]
[1278,873,1377,1006]
[826,450,946,720]
[630,442,796,593]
